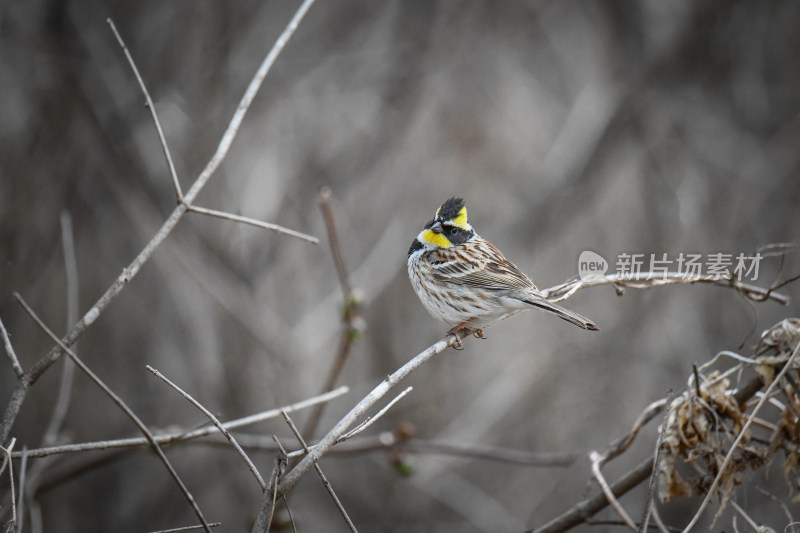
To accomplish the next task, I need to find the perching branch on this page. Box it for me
[278,331,465,494]
[541,272,789,305]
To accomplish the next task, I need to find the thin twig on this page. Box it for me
[169,431,579,466]
[338,387,413,442]
[0,316,23,378]
[272,436,298,533]
[0,0,317,445]
[146,365,266,490]
[649,505,671,533]
[40,211,80,448]
[15,293,212,532]
[303,186,362,439]
[281,411,358,533]
[146,523,222,533]
[11,386,349,459]
[2,439,17,530]
[107,18,183,202]
[278,331,466,494]
[590,451,638,530]
[604,398,667,463]
[682,341,800,532]
[251,444,287,533]
[729,501,761,533]
[186,204,319,244]
[317,186,352,293]
[639,392,673,533]
[16,448,28,533]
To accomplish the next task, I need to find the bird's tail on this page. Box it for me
[524,297,599,331]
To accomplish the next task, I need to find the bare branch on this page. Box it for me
[251,448,287,533]
[278,331,464,493]
[590,450,637,530]
[529,456,655,533]
[304,186,363,439]
[638,392,673,533]
[0,316,23,378]
[317,186,352,293]
[281,411,358,533]
[12,386,349,459]
[15,293,212,532]
[146,365,266,490]
[16,448,28,533]
[107,18,183,202]
[145,523,222,533]
[40,211,80,448]
[2,439,17,530]
[729,501,761,533]
[541,272,790,305]
[603,398,668,463]
[338,387,413,442]
[186,204,319,244]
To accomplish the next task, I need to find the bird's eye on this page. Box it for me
[449,228,458,236]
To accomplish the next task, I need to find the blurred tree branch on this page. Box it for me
[0,0,319,445]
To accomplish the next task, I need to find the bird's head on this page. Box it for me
[409,197,475,255]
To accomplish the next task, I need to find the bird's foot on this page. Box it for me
[447,319,476,350]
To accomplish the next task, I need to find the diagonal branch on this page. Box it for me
[281,410,358,533]
[278,331,464,494]
[0,316,23,378]
[146,365,266,490]
[107,18,183,202]
[15,293,212,532]
[186,204,318,244]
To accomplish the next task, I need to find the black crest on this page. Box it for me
[435,197,466,222]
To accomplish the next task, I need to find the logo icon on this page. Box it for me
[578,250,608,281]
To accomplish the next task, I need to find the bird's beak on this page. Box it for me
[430,221,443,234]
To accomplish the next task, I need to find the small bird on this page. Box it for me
[407,197,598,340]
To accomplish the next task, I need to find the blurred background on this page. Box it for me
[2,0,800,531]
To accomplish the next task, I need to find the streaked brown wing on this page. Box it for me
[430,237,535,290]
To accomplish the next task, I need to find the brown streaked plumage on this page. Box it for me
[407,197,598,336]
